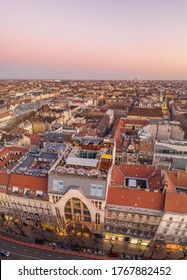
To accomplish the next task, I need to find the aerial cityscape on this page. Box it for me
[0,1,187,261]
[0,79,187,260]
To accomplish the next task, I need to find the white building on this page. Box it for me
[153,140,187,170]
[155,169,187,249]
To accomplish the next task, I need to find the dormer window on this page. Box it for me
[53,179,64,192]
[90,184,103,197]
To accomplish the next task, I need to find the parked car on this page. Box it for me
[0,250,10,257]
[133,256,142,260]
[108,251,119,258]
[71,246,81,252]
[60,244,69,249]
[49,242,57,247]
[86,248,93,253]
[83,248,93,253]
[35,238,44,244]
[121,253,131,259]
[94,249,105,255]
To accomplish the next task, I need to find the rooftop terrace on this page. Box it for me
[14,150,58,177]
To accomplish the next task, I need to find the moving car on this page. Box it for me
[0,250,10,257]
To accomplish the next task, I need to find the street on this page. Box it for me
[0,238,98,260]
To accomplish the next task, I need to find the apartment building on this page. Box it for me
[127,107,163,121]
[0,146,58,227]
[155,169,187,249]
[138,121,184,141]
[104,164,164,245]
[153,140,187,170]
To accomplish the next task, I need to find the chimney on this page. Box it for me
[185,165,187,173]
[176,171,180,178]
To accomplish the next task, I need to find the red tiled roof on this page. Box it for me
[148,171,162,190]
[165,192,187,213]
[165,170,187,192]
[111,118,124,138]
[111,165,124,186]
[72,99,86,103]
[0,154,22,169]
[39,104,51,113]
[139,142,154,153]
[123,119,150,126]
[25,134,42,145]
[75,123,93,128]
[0,172,48,192]
[111,118,125,151]
[0,146,29,157]
[106,187,164,210]
[0,111,10,119]
[0,146,29,170]
[127,107,163,118]
[119,164,155,179]
[111,164,163,190]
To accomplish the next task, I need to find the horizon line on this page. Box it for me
[1,78,187,82]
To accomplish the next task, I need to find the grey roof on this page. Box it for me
[45,143,67,152]
[66,157,98,167]
[39,152,58,159]
[44,132,65,141]
[172,158,187,170]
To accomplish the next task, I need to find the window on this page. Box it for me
[90,184,103,197]
[95,213,101,230]
[92,200,102,209]
[53,180,64,192]
[129,179,136,187]
[107,211,112,217]
[55,207,61,219]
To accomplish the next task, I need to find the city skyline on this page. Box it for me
[1,0,187,80]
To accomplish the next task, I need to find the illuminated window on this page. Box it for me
[64,198,91,227]
[95,213,100,230]
[55,207,61,219]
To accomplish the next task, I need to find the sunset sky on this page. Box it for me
[0,0,187,80]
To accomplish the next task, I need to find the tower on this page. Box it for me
[162,94,167,113]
